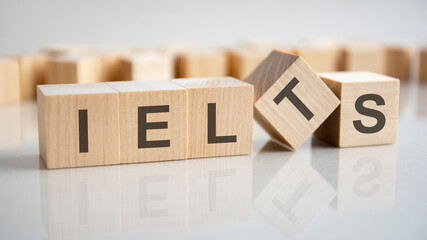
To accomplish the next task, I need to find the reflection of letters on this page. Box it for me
[79,182,88,225]
[353,158,381,197]
[208,169,235,211]
[139,175,168,218]
[272,181,311,224]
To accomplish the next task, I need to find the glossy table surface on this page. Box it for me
[0,82,426,240]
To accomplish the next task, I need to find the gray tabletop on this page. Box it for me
[0,82,426,240]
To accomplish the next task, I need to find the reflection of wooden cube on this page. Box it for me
[0,57,21,104]
[37,83,120,168]
[106,80,187,164]
[46,55,103,84]
[188,155,252,226]
[245,51,340,149]
[295,45,344,72]
[384,46,411,80]
[316,71,399,147]
[420,47,427,83]
[120,160,188,232]
[119,51,174,81]
[173,77,253,158]
[175,50,228,78]
[254,153,336,239]
[39,164,120,240]
[13,54,47,99]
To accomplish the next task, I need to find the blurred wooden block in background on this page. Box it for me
[420,46,427,83]
[384,45,411,80]
[46,55,103,84]
[97,49,134,82]
[315,71,399,147]
[295,45,344,72]
[106,80,187,164]
[173,77,253,159]
[119,50,174,81]
[245,50,340,150]
[0,57,21,104]
[12,54,47,99]
[175,50,228,78]
[343,42,387,74]
[37,83,120,168]
[41,44,92,57]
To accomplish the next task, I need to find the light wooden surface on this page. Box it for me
[343,43,387,74]
[45,55,103,84]
[245,50,340,149]
[295,45,344,72]
[0,57,21,104]
[119,51,174,81]
[384,46,411,80]
[41,44,92,57]
[12,54,47,99]
[175,50,228,78]
[173,77,253,159]
[37,83,120,168]
[106,80,187,163]
[315,71,399,147]
[420,47,427,83]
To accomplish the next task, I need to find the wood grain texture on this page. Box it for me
[173,77,253,159]
[12,54,47,99]
[106,80,187,163]
[420,47,427,83]
[37,83,120,168]
[245,50,340,149]
[175,50,228,78]
[46,55,103,84]
[0,57,21,104]
[119,51,174,81]
[315,71,399,147]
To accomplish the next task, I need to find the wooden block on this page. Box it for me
[173,77,253,158]
[343,43,387,74]
[106,80,187,164]
[175,50,228,78]
[315,71,399,147]
[295,45,344,72]
[45,55,102,84]
[41,44,92,57]
[39,163,120,239]
[245,50,340,149]
[37,83,120,168]
[0,104,22,150]
[119,51,174,81]
[254,152,336,239]
[12,54,47,99]
[384,46,411,80]
[420,46,427,83]
[0,57,21,104]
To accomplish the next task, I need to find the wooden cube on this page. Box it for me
[420,46,427,83]
[106,80,187,164]
[41,44,92,57]
[315,71,399,147]
[343,43,387,74]
[384,45,412,80]
[245,50,340,150]
[119,51,174,81]
[12,54,47,99]
[37,83,120,168]
[175,50,228,78]
[0,104,22,150]
[173,77,253,159]
[46,55,103,84]
[0,57,21,104]
[295,45,344,72]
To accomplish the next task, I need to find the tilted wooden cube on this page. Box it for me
[175,50,228,78]
[315,71,399,147]
[119,51,174,81]
[420,46,427,83]
[173,77,253,158]
[245,50,340,149]
[0,57,21,104]
[106,80,187,164]
[46,55,103,84]
[37,83,120,168]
